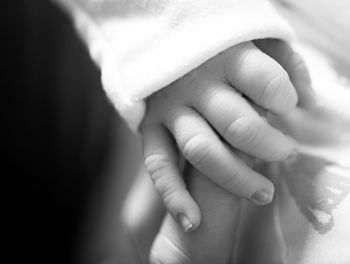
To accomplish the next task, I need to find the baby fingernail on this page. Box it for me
[251,189,273,204]
[177,213,194,232]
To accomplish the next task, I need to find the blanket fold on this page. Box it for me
[55,0,292,131]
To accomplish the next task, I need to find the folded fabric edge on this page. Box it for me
[54,0,294,133]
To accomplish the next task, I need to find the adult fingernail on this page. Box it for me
[177,213,194,232]
[251,189,273,205]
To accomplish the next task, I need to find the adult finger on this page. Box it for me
[254,39,317,108]
[224,41,297,115]
[192,81,295,161]
[150,165,241,264]
[164,106,275,205]
[121,167,165,263]
[141,123,201,232]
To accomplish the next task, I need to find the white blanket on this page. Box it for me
[55,0,292,131]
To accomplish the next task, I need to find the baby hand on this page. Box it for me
[140,40,312,232]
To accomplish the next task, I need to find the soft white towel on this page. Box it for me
[54,0,292,131]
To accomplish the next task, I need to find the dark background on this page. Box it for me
[4,1,119,263]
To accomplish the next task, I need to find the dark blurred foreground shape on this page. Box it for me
[4,0,120,263]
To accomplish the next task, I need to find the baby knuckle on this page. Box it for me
[260,71,290,108]
[195,81,224,109]
[182,134,212,167]
[224,117,263,150]
[223,119,244,145]
[195,85,212,107]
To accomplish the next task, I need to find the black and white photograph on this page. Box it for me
[5,0,350,263]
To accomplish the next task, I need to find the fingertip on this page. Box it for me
[249,181,275,205]
[173,194,201,232]
[250,189,274,205]
[177,213,196,233]
[230,166,275,206]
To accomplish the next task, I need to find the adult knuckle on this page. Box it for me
[162,187,181,208]
[145,154,183,206]
[144,153,171,183]
[222,169,248,193]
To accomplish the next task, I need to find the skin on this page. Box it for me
[89,87,347,264]
[140,39,315,231]
[149,90,350,264]
[150,165,241,264]
[81,41,345,264]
